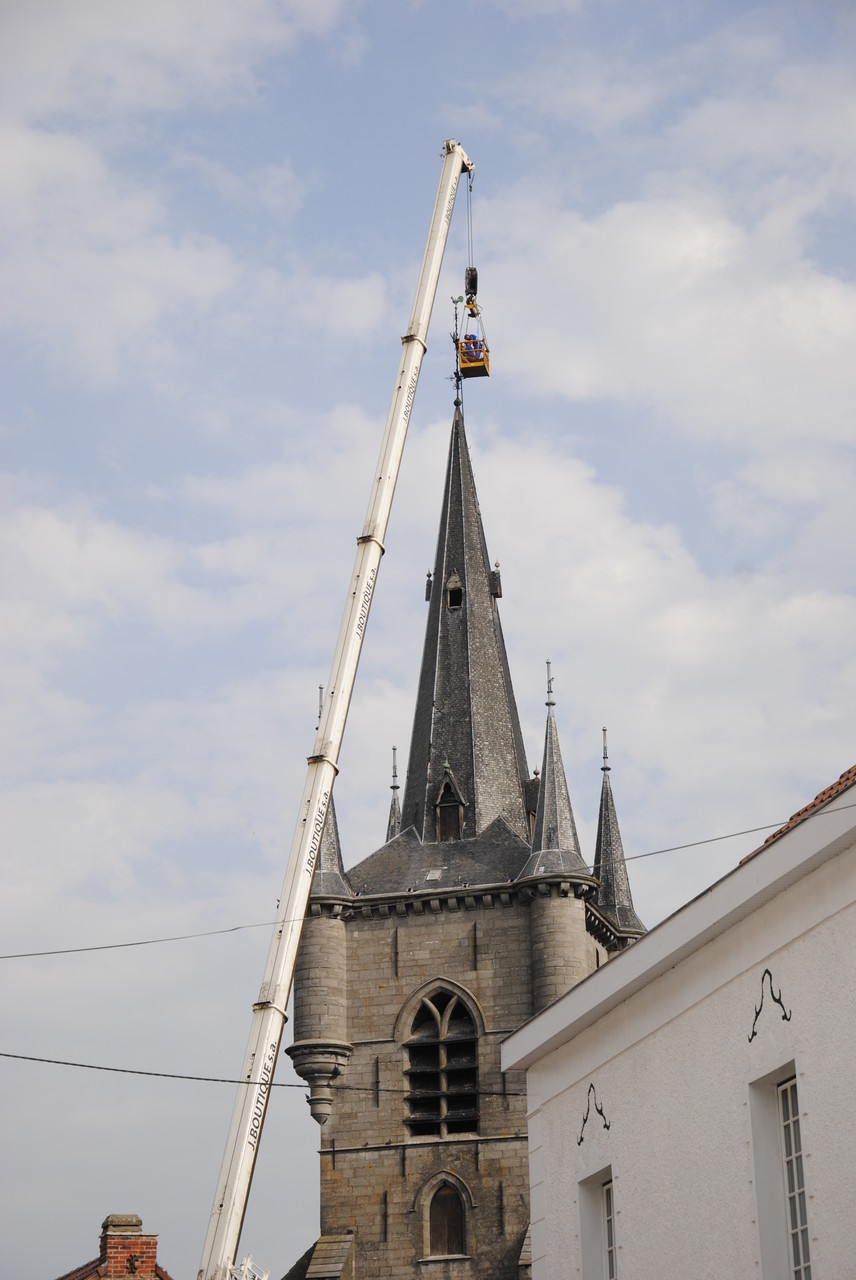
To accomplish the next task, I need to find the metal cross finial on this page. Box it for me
[546,660,555,707]
[391,745,399,792]
[602,726,610,772]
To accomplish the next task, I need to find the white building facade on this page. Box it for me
[502,767,856,1280]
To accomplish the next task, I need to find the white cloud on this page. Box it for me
[479,186,856,447]
[0,0,345,120]
[0,121,239,382]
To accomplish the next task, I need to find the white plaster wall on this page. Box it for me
[525,839,856,1280]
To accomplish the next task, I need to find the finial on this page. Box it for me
[602,726,610,772]
[545,660,555,708]
[391,746,399,792]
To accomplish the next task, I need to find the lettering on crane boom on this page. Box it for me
[247,1040,278,1151]
[355,565,378,639]
[304,790,331,879]
[444,176,459,226]
[401,367,419,427]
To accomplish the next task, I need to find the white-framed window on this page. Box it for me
[778,1078,811,1279]
[602,1180,618,1280]
[749,1061,813,1279]
[579,1165,617,1280]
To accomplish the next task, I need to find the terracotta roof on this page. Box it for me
[55,1258,104,1280]
[56,1264,174,1280]
[742,763,856,862]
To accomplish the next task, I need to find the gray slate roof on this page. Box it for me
[518,701,591,882]
[401,404,530,843]
[310,797,352,899]
[347,817,532,897]
[593,760,645,936]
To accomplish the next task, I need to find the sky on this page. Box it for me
[2,1,856,1276]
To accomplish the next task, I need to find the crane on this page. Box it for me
[198,139,475,1280]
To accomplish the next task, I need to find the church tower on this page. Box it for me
[286,402,643,1280]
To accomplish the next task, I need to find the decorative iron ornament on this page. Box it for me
[748,967,792,1043]
[577,1082,611,1146]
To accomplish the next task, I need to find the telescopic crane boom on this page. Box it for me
[198,139,474,1280]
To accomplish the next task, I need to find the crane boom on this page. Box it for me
[198,139,474,1280]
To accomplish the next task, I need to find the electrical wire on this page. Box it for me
[0,1051,525,1098]
[3,800,853,963]
[0,920,274,961]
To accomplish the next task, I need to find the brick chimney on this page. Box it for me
[100,1215,159,1279]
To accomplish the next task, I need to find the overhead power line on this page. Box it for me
[3,800,853,963]
[0,1051,525,1098]
[0,920,274,961]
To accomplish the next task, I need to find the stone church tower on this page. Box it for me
[285,402,643,1280]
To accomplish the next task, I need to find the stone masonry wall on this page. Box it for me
[315,894,537,1279]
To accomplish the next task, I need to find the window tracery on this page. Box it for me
[404,990,478,1136]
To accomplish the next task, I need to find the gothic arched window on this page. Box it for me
[405,990,478,1136]
[429,1183,465,1256]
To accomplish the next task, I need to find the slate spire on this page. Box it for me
[593,729,644,938]
[385,746,401,843]
[518,663,591,880]
[309,796,351,900]
[402,401,530,843]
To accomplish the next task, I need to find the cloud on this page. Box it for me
[0,121,239,383]
[479,186,856,448]
[0,0,345,120]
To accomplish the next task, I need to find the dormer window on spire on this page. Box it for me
[437,783,462,841]
[435,768,465,842]
[446,571,463,609]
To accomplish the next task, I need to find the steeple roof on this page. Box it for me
[309,796,352,900]
[386,747,401,843]
[518,668,592,882]
[593,732,645,938]
[401,402,530,843]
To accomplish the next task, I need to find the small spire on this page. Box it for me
[593,734,644,941]
[386,746,401,843]
[309,797,351,901]
[517,676,590,882]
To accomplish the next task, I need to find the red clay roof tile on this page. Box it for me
[742,763,856,862]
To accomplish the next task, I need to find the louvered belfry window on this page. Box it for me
[405,991,478,1136]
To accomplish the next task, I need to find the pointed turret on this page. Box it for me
[385,746,401,843]
[310,795,351,901]
[593,729,645,941]
[518,662,590,880]
[402,401,530,843]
